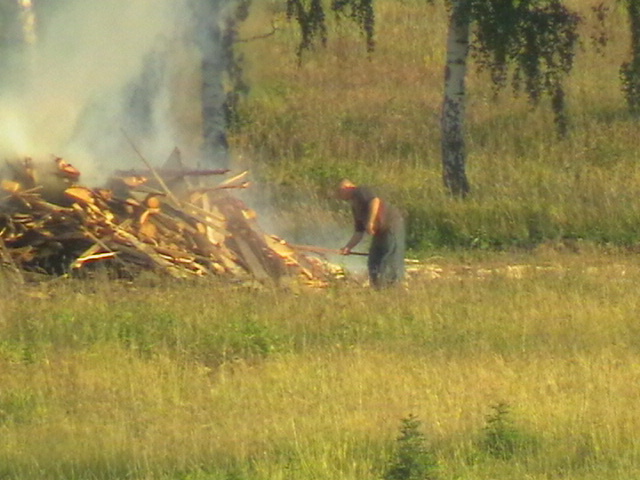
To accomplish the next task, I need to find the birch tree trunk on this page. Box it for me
[441,0,470,197]
[16,0,36,46]
[191,0,234,169]
[621,0,640,114]
[0,0,37,89]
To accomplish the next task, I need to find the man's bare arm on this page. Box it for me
[340,231,364,255]
[366,197,381,235]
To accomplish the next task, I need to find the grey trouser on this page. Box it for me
[368,216,405,288]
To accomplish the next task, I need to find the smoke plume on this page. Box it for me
[0,0,203,185]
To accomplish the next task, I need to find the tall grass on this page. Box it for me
[232,0,640,251]
[3,256,640,478]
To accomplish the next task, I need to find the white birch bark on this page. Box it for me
[16,0,36,45]
[441,0,470,197]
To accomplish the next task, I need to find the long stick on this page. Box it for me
[289,244,368,256]
[113,168,230,178]
[121,129,183,207]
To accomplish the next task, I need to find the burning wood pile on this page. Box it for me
[0,153,342,287]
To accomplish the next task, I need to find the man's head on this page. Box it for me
[337,178,357,200]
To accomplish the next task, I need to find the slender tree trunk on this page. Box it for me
[16,0,36,45]
[0,0,37,90]
[629,0,640,67]
[621,0,640,115]
[191,0,235,169]
[441,0,470,197]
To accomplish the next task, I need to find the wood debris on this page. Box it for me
[0,155,342,287]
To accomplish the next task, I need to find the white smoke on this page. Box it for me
[0,0,202,185]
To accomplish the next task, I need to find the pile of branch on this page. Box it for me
[0,156,341,287]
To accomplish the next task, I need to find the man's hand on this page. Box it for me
[341,231,364,255]
[366,222,376,235]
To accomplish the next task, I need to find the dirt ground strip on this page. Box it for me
[405,253,639,283]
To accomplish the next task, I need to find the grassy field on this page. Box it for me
[3,0,640,478]
[3,253,640,479]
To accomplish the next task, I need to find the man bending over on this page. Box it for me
[337,179,405,288]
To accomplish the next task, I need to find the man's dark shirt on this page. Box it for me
[350,186,399,235]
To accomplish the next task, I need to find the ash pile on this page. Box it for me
[0,153,342,287]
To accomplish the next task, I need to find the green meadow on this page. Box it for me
[4,259,640,479]
[3,0,640,478]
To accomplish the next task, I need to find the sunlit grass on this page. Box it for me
[3,255,640,478]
